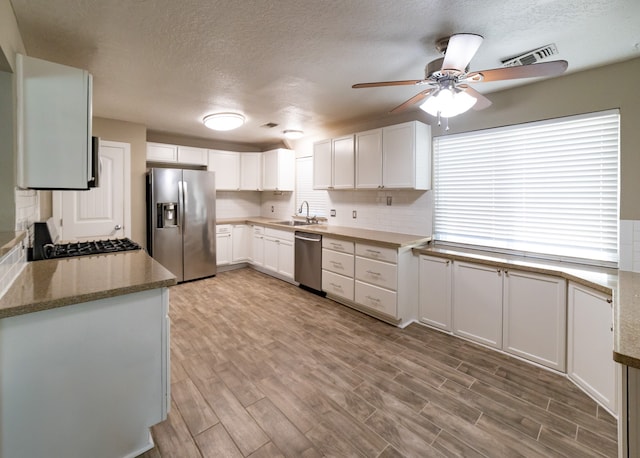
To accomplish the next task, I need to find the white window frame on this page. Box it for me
[432,110,620,266]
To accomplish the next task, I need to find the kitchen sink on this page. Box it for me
[273,220,317,227]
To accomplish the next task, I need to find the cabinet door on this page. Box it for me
[332,135,355,189]
[568,282,617,413]
[355,129,383,189]
[419,255,452,331]
[147,142,178,163]
[216,233,232,265]
[17,54,92,189]
[382,122,415,188]
[277,240,294,279]
[208,150,240,190]
[177,146,208,165]
[263,237,279,272]
[503,270,566,371]
[252,234,264,266]
[231,225,249,263]
[313,139,333,189]
[263,149,295,191]
[453,261,503,348]
[240,153,263,190]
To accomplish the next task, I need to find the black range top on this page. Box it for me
[43,238,142,260]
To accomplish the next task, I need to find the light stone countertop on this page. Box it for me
[0,231,27,257]
[217,217,431,248]
[0,250,177,319]
[414,243,640,369]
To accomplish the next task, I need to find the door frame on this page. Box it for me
[52,140,131,240]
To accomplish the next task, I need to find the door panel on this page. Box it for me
[57,141,127,241]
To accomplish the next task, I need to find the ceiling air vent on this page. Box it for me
[501,43,558,67]
[261,122,279,128]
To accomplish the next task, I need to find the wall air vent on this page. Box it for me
[501,43,558,67]
[261,122,279,128]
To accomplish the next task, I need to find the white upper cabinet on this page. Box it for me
[177,146,208,165]
[147,143,178,163]
[313,136,355,190]
[355,121,431,190]
[208,150,240,190]
[16,54,92,190]
[313,139,332,189]
[240,153,263,191]
[263,148,295,191]
[147,143,207,166]
[355,129,383,189]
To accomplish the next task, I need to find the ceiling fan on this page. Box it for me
[352,33,568,126]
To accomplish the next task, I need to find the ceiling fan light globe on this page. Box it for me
[420,88,477,118]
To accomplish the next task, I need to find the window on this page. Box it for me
[433,110,619,265]
[295,156,327,217]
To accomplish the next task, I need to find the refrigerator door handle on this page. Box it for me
[177,180,184,232]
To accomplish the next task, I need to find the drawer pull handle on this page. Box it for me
[366,249,381,254]
[330,282,342,290]
[365,295,381,303]
[366,270,381,276]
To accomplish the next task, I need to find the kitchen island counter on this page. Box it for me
[0,250,176,319]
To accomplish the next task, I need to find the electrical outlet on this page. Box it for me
[387,196,392,206]
[330,209,336,217]
[271,206,274,212]
[352,210,357,219]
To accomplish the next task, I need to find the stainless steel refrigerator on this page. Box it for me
[146,168,216,282]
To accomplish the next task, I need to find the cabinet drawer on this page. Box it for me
[323,237,354,254]
[355,256,397,290]
[265,227,294,241]
[355,281,397,317]
[216,224,231,234]
[323,270,354,301]
[252,225,265,235]
[355,243,397,263]
[322,249,354,277]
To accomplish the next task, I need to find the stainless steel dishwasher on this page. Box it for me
[294,231,323,292]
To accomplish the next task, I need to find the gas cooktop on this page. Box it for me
[42,238,142,260]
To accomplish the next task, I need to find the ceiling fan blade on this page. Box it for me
[441,33,484,73]
[389,89,433,114]
[352,80,427,88]
[465,60,568,82]
[459,85,492,110]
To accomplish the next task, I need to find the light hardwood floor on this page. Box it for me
[140,267,617,457]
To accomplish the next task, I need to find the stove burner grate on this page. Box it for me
[45,238,142,259]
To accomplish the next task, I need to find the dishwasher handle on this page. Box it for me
[295,234,322,242]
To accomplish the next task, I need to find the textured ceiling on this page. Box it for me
[9,0,640,147]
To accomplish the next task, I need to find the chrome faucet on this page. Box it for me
[299,200,310,221]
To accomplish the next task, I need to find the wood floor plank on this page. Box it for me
[193,376,270,456]
[364,409,444,457]
[194,423,243,458]
[171,378,219,436]
[151,400,202,458]
[247,397,322,458]
[150,268,618,458]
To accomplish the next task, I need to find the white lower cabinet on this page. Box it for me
[418,255,452,332]
[568,281,617,413]
[451,260,567,369]
[251,225,265,267]
[231,224,250,263]
[503,270,566,371]
[355,280,397,316]
[453,261,504,349]
[322,237,355,301]
[216,225,232,266]
[263,227,294,280]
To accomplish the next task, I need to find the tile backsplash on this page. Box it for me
[619,220,640,272]
[15,188,40,247]
[216,191,261,219]
[0,241,26,299]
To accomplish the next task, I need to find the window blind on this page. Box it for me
[296,156,327,217]
[433,110,619,264]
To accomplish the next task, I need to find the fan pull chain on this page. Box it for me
[445,117,450,131]
[437,112,442,126]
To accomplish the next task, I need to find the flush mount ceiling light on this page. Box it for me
[203,112,245,131]
[283,129,304,140]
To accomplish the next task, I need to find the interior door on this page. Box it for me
[55,140,130,241]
